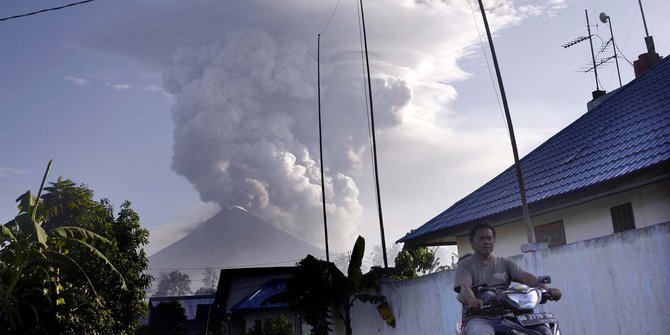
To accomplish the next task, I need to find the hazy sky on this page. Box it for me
[2,0,669,263]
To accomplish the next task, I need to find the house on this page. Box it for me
[147,293,216,335]
[213,266,305,335]
[398,55,670,257]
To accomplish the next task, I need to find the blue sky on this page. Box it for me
[1,0,668,259]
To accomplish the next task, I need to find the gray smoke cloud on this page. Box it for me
[163,29,412,251]
[74,0,567,253]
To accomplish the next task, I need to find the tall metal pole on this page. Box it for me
[606,18,622,87]
[317,34,330,262]
[638,0,650,38]
[637,0,656,54]
[476,0,534,244]
[359,0,389,268]
[585,10,601,92]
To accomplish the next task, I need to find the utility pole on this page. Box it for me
[359,0,389,268]
[476,0,538,249]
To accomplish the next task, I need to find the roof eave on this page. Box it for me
[400,160,670,247]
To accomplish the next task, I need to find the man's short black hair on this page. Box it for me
[469,222,496,242]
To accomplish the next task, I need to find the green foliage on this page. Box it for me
[246,314,296,335]
[0,164,151,334]
[148,300,188,335]
[268,236,394,335]
[345,236,365,295]
[393,245,436,279]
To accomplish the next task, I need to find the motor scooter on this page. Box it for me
[455,276,560,335]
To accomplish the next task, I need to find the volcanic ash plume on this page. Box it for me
[162,30,410,251]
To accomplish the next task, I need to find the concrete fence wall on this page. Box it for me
[346,222,670,335]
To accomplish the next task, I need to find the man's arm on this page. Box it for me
[459,283,484,309]
[518,271,562,300]
[454,265,484,309]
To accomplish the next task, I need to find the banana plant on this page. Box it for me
[266,236,395,335]
[0,161,125,332]
[340,236,395,334]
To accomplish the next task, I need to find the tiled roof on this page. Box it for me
[230,279,289,311]
[399,56,670,244]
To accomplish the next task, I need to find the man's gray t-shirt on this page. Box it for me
[454,256,525,292]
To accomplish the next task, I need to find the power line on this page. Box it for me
[145,258,303,272]
[0,0,96,22]
[145,252,351,272]
[319,0,344,35]
[467,0,507,133]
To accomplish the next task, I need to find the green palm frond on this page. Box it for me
[15,191,36,215]
[50,226,113,252]
[0,225,16,242]
[45,250,100,301]
[50,227,126,289]
[13,213,48,247]
[346,236,365,295]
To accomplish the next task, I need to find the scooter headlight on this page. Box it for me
[506,290,540,309]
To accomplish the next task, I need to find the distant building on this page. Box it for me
[147,293,216,335]
[214,266,306,335]
[398,56,670,257]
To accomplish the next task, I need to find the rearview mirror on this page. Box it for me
[537,276,551,284]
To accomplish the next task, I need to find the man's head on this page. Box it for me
[469,223,496,256]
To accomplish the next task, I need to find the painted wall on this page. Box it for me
[455,179,670,257]
[346,222,670,335]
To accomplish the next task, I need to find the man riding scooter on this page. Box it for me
[454,223,562,335]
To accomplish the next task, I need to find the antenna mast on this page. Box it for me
[638,0,654,52]
[359,0,389,268]
[600,13,622,87]
[585,10,603,96]
[317,34,330,262]
[633,0,662,77]
[562,10,607,99]
[476,0,536,247]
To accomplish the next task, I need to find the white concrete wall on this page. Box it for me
[347,222,670,335]
[455,180,670,257]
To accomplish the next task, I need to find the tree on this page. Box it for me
[156,270,192,296]
[40,179,151,335]
[369,244,401,268]
[268,236,395,335]
[148,300,188,335]
[0,162,151,334]
[393,245,436,279]
[195,267,217,294]
[246,314,295,335]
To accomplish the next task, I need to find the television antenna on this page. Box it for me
[562,9,613,97]
[599,12,622,87]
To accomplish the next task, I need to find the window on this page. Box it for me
[534,221,566,247]
[611,202,635,233]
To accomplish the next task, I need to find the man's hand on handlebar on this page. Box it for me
[547,288,562,301]
[466,298,485,309]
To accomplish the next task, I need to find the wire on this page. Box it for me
[146,258,307,271]
[0,0,96,22]
[467,0,506,131]
[614,44,634,66]
[145,251,352,272]
[355,0,380,227]
[319,0,344,35]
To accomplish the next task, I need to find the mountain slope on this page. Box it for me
[148,206,325,271]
